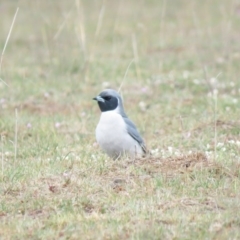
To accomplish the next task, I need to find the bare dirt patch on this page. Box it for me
[112,152,214,178]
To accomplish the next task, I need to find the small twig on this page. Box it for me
[14,108,18,165]
[95,5,105,38]
[0,7,19,74]
[0,77,9,87]
[1,135,4,180]
[118,59,134,93]
[178,115,184,139]
[159,0,167,49]
[213,89,218,161]
[213,72,222,161]
[75,0,87,58]
[54,10,72,40]
[79,0,105,80]
[132,33,141,80]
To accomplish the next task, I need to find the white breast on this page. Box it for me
[96,110,143,159]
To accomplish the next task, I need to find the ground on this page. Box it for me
[0,0,240,239]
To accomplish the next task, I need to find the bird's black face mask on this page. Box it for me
[93,94,118,112]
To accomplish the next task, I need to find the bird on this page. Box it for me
[93,89,147,159]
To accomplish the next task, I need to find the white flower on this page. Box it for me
[150,149,159,155]
[168,147,173,153]
[228,140,235,144]
[217,142,224,148]
[213,89,218,96]
[236,141,240,146]
[55,122,61,128]
[193,79,200,85]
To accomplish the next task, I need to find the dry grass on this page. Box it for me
[1,0,240,239]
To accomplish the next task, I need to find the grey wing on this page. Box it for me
[123,117,147,153]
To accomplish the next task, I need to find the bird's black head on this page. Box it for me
[93,89,124,113]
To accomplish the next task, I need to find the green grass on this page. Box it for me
[1,0,240,239]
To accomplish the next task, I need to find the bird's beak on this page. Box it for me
[93,96,105,102]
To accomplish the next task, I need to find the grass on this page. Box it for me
[1,0,240,239]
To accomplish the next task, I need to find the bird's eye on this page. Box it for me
[104,96,111,101]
